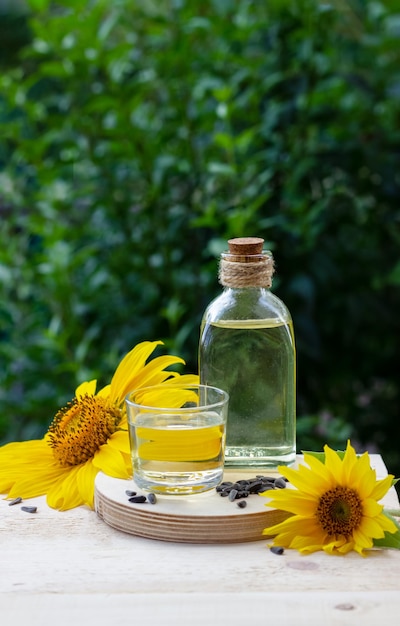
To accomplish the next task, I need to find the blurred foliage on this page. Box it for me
[0,0,400,476]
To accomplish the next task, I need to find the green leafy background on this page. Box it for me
[0,0,399,479]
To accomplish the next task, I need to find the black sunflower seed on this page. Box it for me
[125,490,137,497]
[228,488,238,502]
[237,500,247,509]
[147,493,157,504]
[270,546,285,555]
[21,506,37,514]
[128,495,147,503]
[8,497,22,506]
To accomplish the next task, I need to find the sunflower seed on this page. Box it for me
[147,493,157,504]
[270,546,284,555]
[237,500,247,509]
[217,481,233,489]
[248,480,264,493]
[228,488,238,502]
[125,490,137,497]
[257,484,274,492]
[8,497,22,506]
[274,478,287,489]
[21,506,37,514]
[128,495,147,503]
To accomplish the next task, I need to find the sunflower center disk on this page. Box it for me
[316,486,363,537]
[47,395,122,466]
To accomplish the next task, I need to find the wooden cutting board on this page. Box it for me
[94,469,291,544]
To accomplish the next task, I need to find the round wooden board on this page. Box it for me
[94,471,291,544]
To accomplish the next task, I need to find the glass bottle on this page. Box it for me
[199,237,296,468]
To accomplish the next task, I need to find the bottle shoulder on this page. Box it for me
[201,288,292,324]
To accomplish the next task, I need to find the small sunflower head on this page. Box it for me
[47,394,122,467]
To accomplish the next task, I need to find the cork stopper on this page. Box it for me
[219,237,275,288]
[228,237,264,256]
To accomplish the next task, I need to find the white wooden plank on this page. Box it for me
[1,592,399,626]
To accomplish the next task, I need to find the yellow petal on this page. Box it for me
[92,441,131,478]
[76,380,97,398]
[128,355,184,389]
[349,453,376,499]
[301,454,336,491]
[76,462,98,509]
[351,527,375,549]
[369,474,394,502]
[107,430,131,455]
[97,383,111,398]
[108,341,163,404]
[323,537,354,555]
[358,516,386,540]
[375,511,398,534]
[46,465,83,511]
[267,492,317,516]
[278,464,326,498]
[362,497,383,518]
[341,441,359,484]
[290,530,327,552]
[323,444,344,483]
[264,514,312,538]
[0,440,64,498]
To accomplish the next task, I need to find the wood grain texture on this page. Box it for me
[94,469,292,543]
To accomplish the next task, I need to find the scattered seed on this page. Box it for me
[128,495,147,503]
[228,488,238,502]
[217,474,288,501]
[237,500,247,509]
[21,506,37,514]
[125,490,137,497]
[257,484,274,493]
[216,481,233,491]
[147,493,157,504]
[248,480,264,493]
[8,497,22,506]
[270,546,285,555]
[270,546,284,555]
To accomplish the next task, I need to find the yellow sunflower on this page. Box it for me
[262,441,398,556]
[0,341,198,511]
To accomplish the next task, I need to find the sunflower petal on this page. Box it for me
[76,462,99,509]
[46,465,84,511]
[107,430,131,455]
[262,490,316,516]
[76,380,97,398]
[108,341,163,404]
[92,441,131,478]
[369,474,394,502]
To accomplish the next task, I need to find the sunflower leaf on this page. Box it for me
[301,450,346,463]
[373,532,400,549]
[301,450,326,462]
[373,512,400,550]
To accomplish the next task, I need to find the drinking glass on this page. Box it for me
[126,384,229,495]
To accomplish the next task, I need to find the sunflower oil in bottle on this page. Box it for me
[199,237,296,468]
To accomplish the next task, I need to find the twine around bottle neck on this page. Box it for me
[218,252,275,288]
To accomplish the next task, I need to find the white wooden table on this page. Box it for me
[1,455,399,625]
